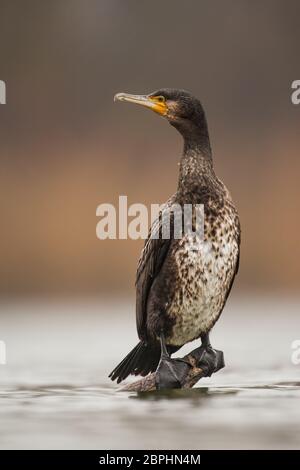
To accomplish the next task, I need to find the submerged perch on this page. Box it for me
[121,346,225,392]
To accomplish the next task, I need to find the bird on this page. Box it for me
[109,89,240,388]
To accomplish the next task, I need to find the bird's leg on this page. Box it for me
[155,331,191,390]
[188,333,225,377]
[201,332,211,348]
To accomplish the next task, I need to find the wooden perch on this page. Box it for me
[121,346,225,392]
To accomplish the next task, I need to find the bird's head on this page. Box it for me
[114,88,206,131]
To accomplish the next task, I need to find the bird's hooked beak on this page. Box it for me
[114,93,167,116]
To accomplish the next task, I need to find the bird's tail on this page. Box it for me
[109,341,161,384]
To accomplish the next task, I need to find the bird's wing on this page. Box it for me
[220,214,241,311]
[135,196,175,340]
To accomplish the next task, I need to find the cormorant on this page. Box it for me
[109,89,240,389]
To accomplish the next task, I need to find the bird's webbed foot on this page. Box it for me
[154,332,224,390]
[190,334,225,377]
[155,356,191,390]
[155,332,191,390]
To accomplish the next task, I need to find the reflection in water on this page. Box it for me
[134,387,211,401]
[0,298,300,449]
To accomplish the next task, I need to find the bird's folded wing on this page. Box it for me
[135,196,175,340]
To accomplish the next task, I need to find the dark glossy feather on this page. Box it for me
[135,197,175,340]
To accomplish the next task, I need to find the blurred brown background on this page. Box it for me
[0,0,299,298]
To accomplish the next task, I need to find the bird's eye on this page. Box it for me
[156,96,165,103]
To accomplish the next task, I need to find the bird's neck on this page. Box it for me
[176,127,216,200]
[171,113,212,157]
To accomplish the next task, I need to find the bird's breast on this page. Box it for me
[165,210,239,346]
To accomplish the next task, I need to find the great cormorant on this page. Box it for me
[109,89,240,389]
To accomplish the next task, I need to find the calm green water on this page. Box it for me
[0,297,300,449]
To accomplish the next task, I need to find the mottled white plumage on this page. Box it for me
[167,198,240,345]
